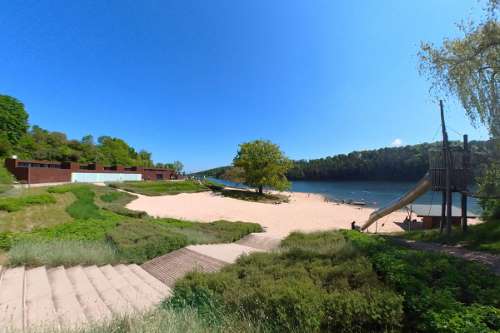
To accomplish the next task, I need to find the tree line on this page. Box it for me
[0,95,183,171]
[194,140,496,182]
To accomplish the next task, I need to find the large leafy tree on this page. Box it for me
[233,140,292,194]
[0,95,29,156]
[418,1,499,137]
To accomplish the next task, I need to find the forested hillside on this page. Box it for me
[288,140,495,181]
[194,140,496,182]
[0,95,182,170]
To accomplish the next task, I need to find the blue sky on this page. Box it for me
[0,0,490,172]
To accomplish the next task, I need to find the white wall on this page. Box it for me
[71,172,142,183]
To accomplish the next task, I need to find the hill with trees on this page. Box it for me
[0,94,182,170]
[193,140,495,182]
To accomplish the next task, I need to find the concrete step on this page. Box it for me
[187,243,263,263]
[236,233,282,251]
[0,266,25,333]
[141,248,227,287]
[66,266,112,322]
[128,264,172,298]
[115,264,164,304]
[24,266,60,330]
[48,266,88,329]
[99,265,153,311]
[83,265,134,315]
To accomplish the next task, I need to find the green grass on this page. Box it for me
[1,183,263,267]
[400,219,500,254]
[0,193,56,212]
[48,185,103,219]
[216,188,289,204]
[7,239,118,267]
[109,180,209,196]
[96,187,146,218]
[107,219,263,263]
[170,230,500,333]
[0,160,13,194]
[35,307,264,333]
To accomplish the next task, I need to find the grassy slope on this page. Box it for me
[110,180,209,196]
[0,160,13,194]
[169,231,500,333]
[1,183,262,267]
[401,219,500,254]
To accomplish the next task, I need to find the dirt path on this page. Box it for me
[392,238,500,275]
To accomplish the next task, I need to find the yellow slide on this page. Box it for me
[361,173,432,231]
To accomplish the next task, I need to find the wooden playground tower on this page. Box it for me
[429,100,471,236]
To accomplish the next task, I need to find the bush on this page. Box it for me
[478,162,500,220]
[343,231,500,332]
[170,231,404,332]
[0,232,14,250]
[103,205,148,218]
[7,239,118,267]
[106,220,189,263]
[0,193,56,212]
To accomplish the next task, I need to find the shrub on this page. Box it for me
[171,231,404,332]
[103,205,148,218]
[21,215,121,242]
[343,231,500,332]
[106,220,189,263]
[0,232,14,250]
[0,193,56,212]
[322,288,403,332]
[8,239,118,267]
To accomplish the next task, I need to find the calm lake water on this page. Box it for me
[209,178,481,214]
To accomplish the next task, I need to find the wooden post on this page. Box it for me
[440,100,453,238]
[461,134,468,232]
[440,191,446,233]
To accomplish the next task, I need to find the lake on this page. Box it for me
[208,178,482,214]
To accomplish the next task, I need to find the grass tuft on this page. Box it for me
[8,239,118,267]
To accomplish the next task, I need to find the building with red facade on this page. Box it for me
[4,158,180,184]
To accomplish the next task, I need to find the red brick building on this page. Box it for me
[4,158,181,184]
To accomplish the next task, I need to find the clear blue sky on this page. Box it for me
[0,0,490,172]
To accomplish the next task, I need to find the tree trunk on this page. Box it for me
[258,185,263,195]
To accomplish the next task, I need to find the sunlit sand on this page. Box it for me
[127,190,411,238]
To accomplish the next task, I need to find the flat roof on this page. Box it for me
[408,204,478,218]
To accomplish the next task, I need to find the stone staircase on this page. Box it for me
[0,233,282,332]
[0,264,171,332]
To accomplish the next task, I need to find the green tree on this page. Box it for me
[0,95,29,151]
[233,140,292,194]
[172,160,184,173]
[418,1,499,137]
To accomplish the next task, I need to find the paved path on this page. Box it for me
[392,238,500,275]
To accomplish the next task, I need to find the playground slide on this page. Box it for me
[361,173,432,231]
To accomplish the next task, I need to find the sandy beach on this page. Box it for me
[127,190,413,238]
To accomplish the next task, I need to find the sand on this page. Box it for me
[127,190,412,238]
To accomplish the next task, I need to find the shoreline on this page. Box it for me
[127,187,413,237]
